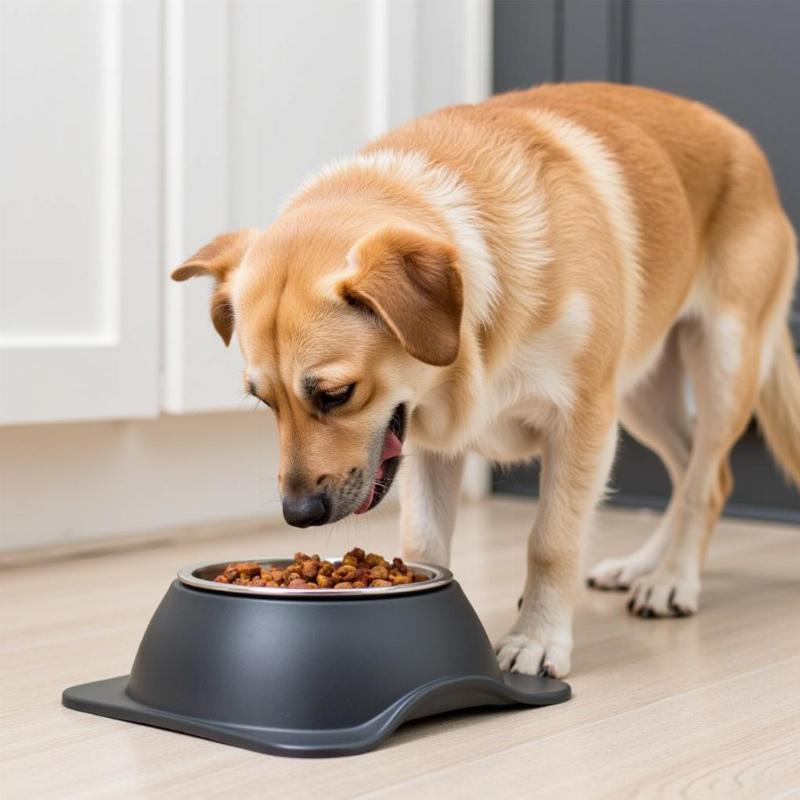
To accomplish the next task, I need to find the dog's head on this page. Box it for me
[172,211,463,527]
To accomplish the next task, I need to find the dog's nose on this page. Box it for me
[281,493,331,528]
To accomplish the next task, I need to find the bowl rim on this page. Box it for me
[177,557,453,599]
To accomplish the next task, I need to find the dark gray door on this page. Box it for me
[492,0,800,522]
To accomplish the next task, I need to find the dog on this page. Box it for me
[172,82,800,677]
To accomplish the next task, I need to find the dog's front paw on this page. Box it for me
[627,571,700,618]
[587,553,656,591]
[495,633,571,678]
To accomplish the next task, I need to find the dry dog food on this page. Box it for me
[213,548,428,589]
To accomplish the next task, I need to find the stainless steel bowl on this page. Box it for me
[177,557,452,598]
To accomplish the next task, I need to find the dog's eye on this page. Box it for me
[318,384,355,412]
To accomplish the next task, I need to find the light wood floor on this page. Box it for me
[2,497,800,799]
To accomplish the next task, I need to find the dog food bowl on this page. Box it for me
[63,558,570,757]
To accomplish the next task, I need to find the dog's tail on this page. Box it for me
[756,325,800,489]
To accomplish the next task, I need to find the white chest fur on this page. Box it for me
[471,292,593,463]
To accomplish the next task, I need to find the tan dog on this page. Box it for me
[173,82,800,677]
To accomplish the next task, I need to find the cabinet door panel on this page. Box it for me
[0,0,160,425]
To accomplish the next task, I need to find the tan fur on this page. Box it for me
[757,326,800,488]
[340,226,464,366]
[173,82,799,676]
[172,229,260,345]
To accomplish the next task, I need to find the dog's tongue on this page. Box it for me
[380,428,403,462]
[355,428,403,514]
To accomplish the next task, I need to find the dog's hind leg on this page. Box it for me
[398,448,465,567]
[627,163,797,617]
[627,311,759,616]
[588,329,697,590]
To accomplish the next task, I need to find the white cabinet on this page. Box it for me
[162,0,491,413]
[0,0,490,424]
[0,0,161,425]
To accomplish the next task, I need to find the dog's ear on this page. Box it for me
[338,227,463,366]
[171,229,259,346]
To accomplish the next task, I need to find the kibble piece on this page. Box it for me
[333,564,357,582]
[232,562,261,578]
[334,581,354,590]
[370,579,392,587]
[301,559,319,580]
[287,578,309,589]
[370,565,389,580]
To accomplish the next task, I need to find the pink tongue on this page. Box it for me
[355,429,403,514]
[381,429,403,461]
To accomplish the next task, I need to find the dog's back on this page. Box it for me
[368,82,793,380]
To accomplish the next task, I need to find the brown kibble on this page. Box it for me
[370,565,389,580]
[302,559,319,580]
[334,564,357,582]
[212,549,429,590]
[230,561,261,578]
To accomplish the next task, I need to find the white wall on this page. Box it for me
[0,411,281,552]
[0,416,489,553]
